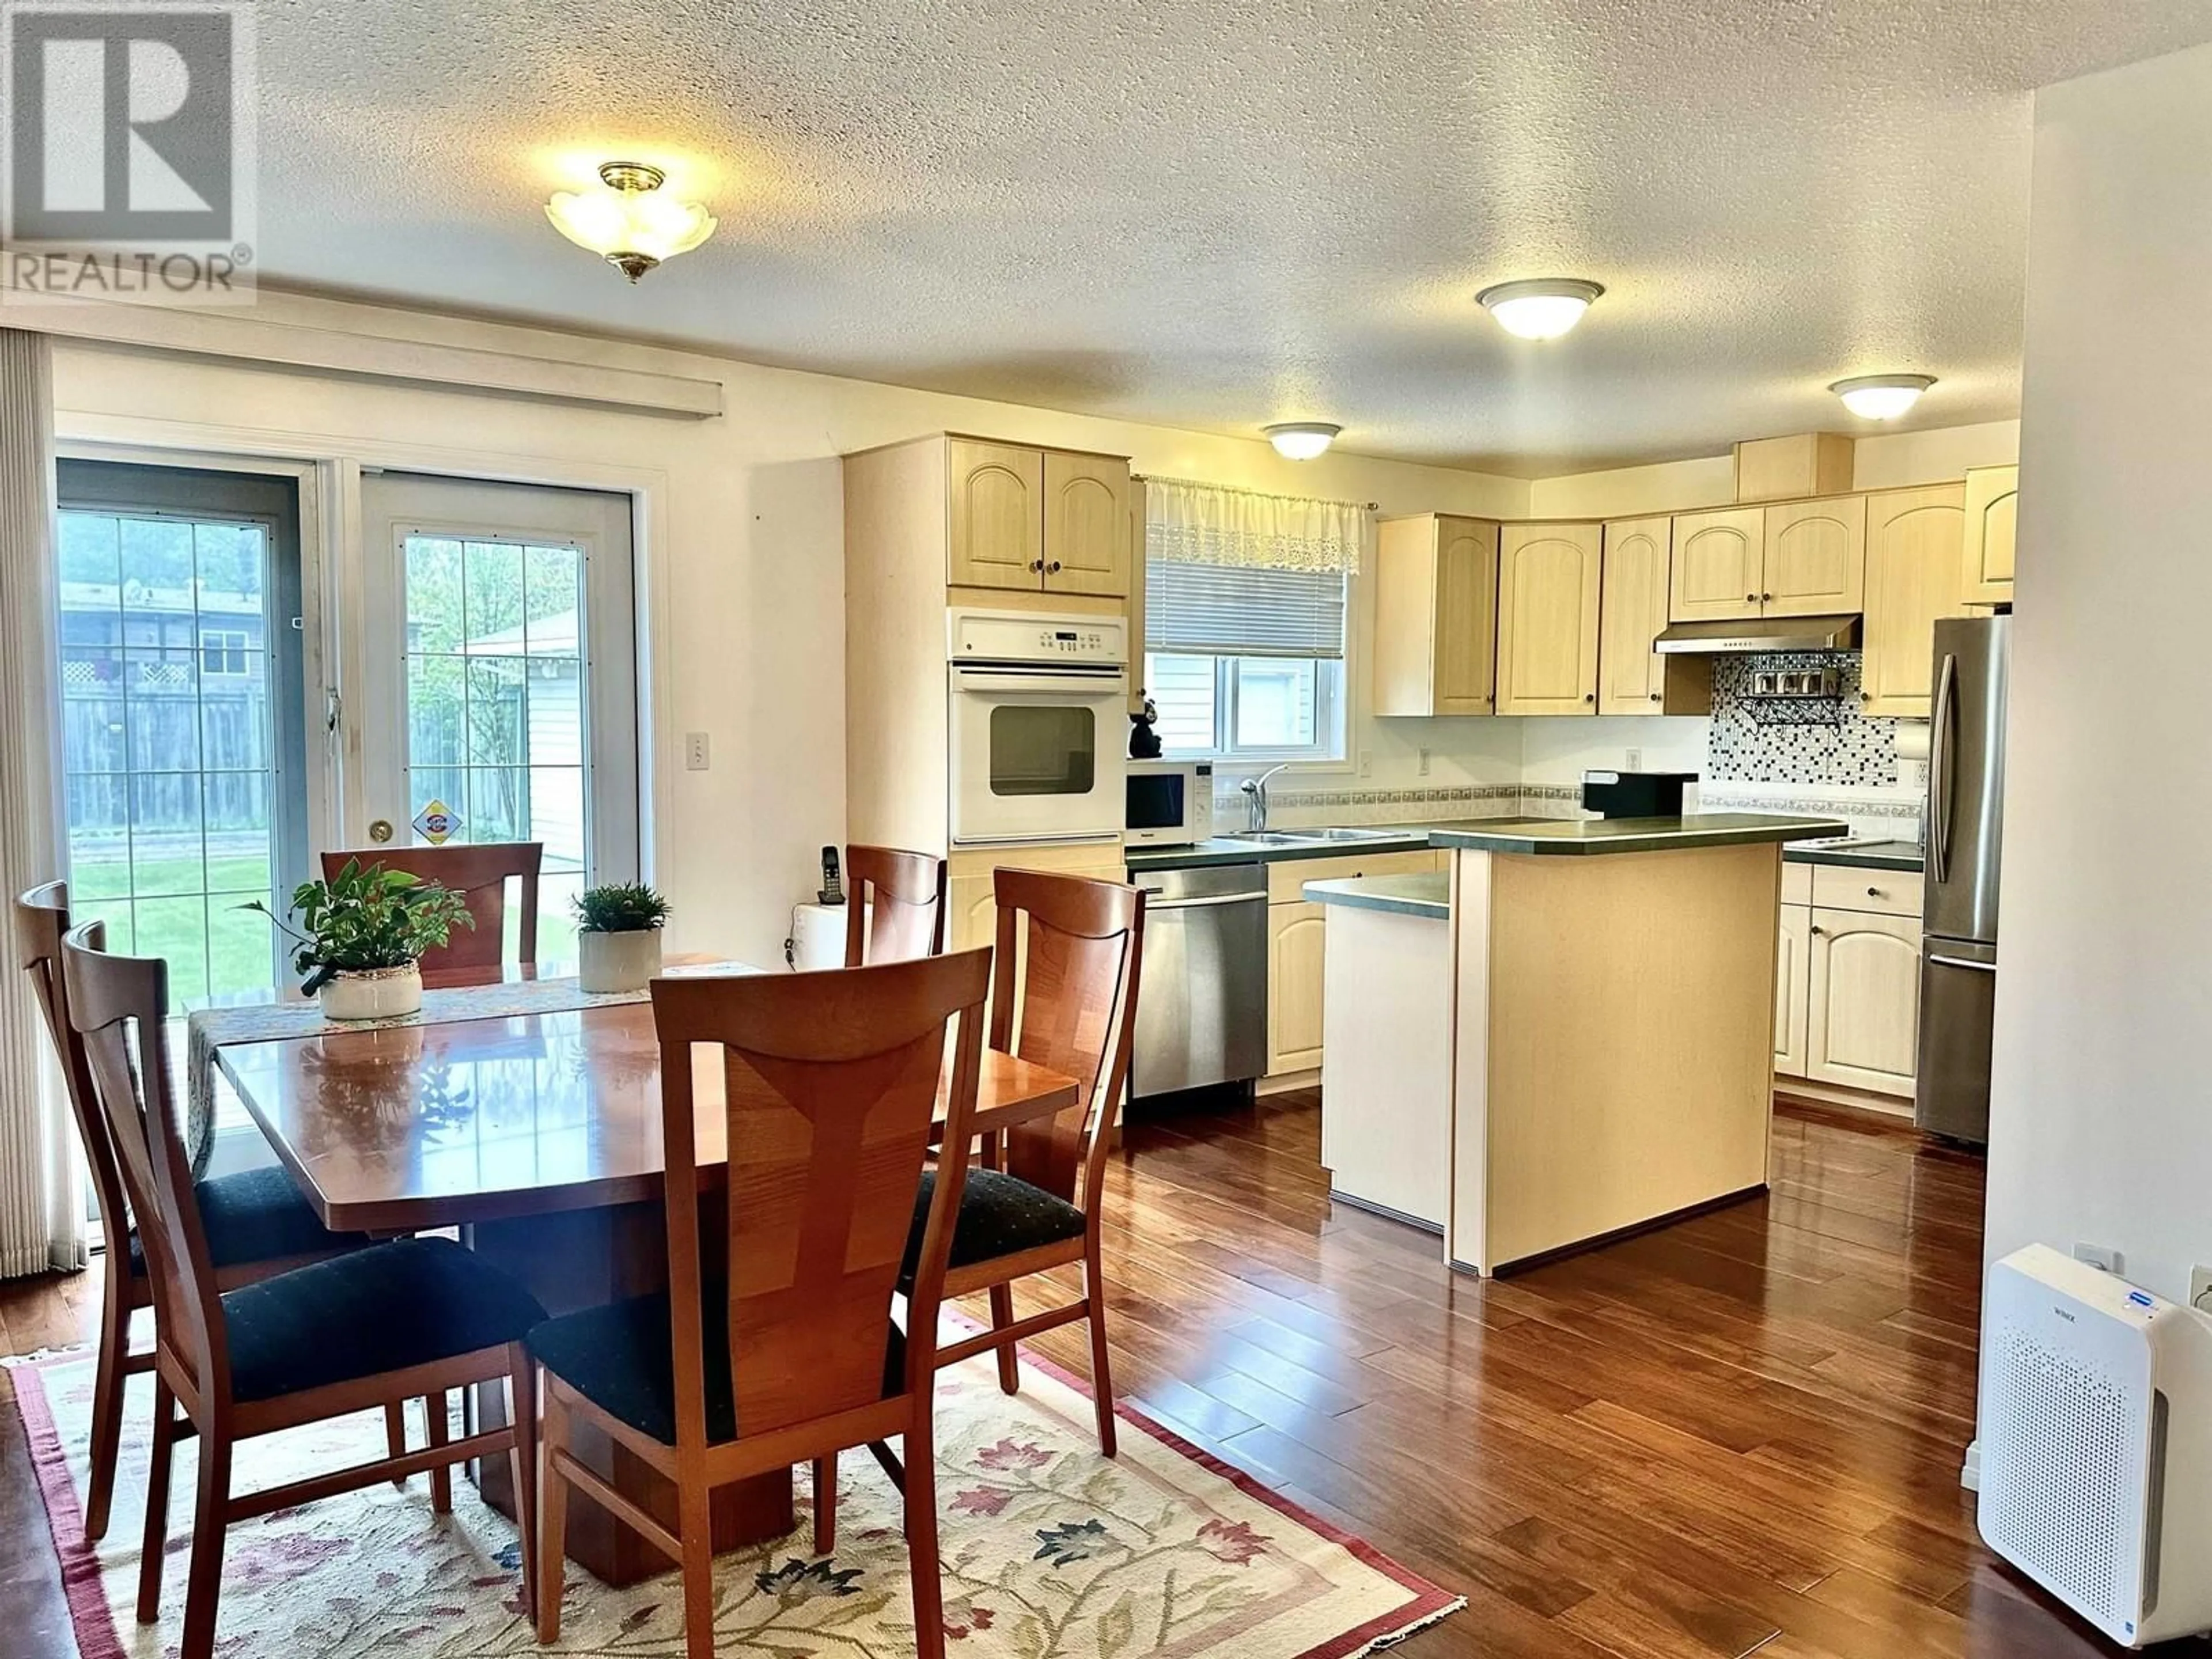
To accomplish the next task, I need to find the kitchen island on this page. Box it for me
[1309,813,1842,1275]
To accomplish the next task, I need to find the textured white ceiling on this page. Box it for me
[252,0,2212,475]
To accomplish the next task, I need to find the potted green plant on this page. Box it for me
[574,882,672,993]
[244,859,475,1020]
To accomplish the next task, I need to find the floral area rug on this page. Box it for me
[12,1340,1460,1658]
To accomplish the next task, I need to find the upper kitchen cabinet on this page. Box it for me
[1668,506,1765,621]
[1961,464,2019,605]
[947,438,1044,589]
[1496,522,1602,715]
[1861,484,1967,717]
[1762,495,1866,615]
[1042,449,1133,597]
[945,437,1131,597]
[1733,433,1855,503]
[1598,516,1672,714]
[1371,514,1501,717]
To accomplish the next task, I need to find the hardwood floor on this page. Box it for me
[1,1093,2130,1657]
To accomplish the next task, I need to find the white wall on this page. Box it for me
[44,291,1529,964]
[1983,42,2212,1303]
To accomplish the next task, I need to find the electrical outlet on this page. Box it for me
[1358,751,1372,779]
[1625,747,1643,771]
[684,732,710,772]
[2075,1242,2124,1275]
[1418,747,1432,777]
[2191,1266,2212,1312]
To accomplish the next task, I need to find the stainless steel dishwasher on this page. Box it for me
[1128,862,1268,1100]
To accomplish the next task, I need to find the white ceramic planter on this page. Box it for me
[579,928,662,994]
[319,962,422,1021]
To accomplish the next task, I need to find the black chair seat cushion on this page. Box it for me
[220,1237,547,1404]
[129,1165,373,1277]
[903,1167,1086,1284]
[526,1293,904,1446]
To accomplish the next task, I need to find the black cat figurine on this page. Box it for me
[1130,694,1164,760]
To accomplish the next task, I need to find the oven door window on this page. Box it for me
[988,703,1096,797]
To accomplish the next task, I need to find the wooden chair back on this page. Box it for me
[988,869,1144,1217]
[843,846,947,968]
[15,884,133,1255]
[647,947,991,1448]
[59,923,229,1406]
[319,842,541,974]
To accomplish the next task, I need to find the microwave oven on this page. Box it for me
[1125,760,1214,846]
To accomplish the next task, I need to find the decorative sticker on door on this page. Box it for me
[412,800,461,845]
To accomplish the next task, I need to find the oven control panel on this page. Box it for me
[948,607,1128,666]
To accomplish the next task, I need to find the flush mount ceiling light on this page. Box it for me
[546,162,717,283]
[1830,373,1936,421]
[1264,422,1342,460]
[1476,277,1605,340]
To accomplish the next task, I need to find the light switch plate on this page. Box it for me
[684,732,710,771]
[2075,1242,2124,1275]
[1418,747,1431,777]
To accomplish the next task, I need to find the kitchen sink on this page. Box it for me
[1304,827,1416,842]
[1225,827,1418,846]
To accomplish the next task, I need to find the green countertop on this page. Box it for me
[1423,814,1847,855]
[1302,872,1450,919]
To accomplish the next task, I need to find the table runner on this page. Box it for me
[184,963,760,1172]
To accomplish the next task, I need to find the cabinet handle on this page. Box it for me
[1745,593,1759,604]
[1809,924,1825,936]
[1859,691,1873,703]
[1649,692,1663,702]
[1047,560,1063,574]
[1866,886,1884,898]
[1029,559,1044,573]
[1762,592,1774,602]
[1583,692,1596,703]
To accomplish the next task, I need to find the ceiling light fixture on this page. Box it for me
[1264,422,1342,460]
[546,162,717,283]
[1476,277,1605,340]
[1830,373,1936,421]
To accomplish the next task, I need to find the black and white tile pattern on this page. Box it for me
[1705,653,1904,787]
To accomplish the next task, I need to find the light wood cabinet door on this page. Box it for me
[1267,902,1328,1075]
[1042,450,1131,597]
[1775,904,1810,1078]
[1806,907,1921,1096]
[949,870,998,954]
[1862,484,1967,717]
[1669,506,1765,621]
[1962,464,2018,604]
[1762,495,1866,616]
[1433,517,1501,714]
[1599,516,1671,714]
[1496,522,1602,715]
[947,438,1044,590]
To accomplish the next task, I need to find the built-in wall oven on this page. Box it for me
[948,608,1129,846]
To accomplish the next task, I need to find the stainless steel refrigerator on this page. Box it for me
[1914,615,2009,1143]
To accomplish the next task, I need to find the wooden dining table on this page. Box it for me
[211,969,1080,1586]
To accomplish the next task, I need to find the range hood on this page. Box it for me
[1654,614,1861,655]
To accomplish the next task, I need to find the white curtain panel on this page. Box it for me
[1142,477,1370,575]
[0,327,85,1280]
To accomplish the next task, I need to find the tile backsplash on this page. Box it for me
[1705,653,1903,787]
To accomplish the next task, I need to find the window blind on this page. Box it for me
[1143,559,1347,660]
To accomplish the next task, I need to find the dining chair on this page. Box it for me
[59,922,547,1659]
[910,869,1142,1444]
[843,844,948,967]
[319,840,543,974]
[13,884,407,1546]
[526,946,993,1659]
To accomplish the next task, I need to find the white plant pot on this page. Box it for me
[319,963,422,1021]
[579,929,662,994]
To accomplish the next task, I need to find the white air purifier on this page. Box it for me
[1978,1243,2212,1646]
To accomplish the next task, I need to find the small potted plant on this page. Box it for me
[573,882,672,993]
[244,858,475,1020]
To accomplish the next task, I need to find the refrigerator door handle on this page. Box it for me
[1930,651,1959,887]
[1927,953,1997,973]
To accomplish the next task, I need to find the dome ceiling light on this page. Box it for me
[546,162,717,283]
[1476,277,1605,340]
[1830,373,1937,420]
[1264,422,1342,460]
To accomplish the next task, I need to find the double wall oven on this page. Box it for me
[948,608,1129,845]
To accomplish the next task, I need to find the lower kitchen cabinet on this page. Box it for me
[1775,903,1810,1078]
[1267,903,1328,1074]
[949,842,1128,954]
[1805,907,1922,1095]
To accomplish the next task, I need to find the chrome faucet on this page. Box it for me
[1240,764,1293,834]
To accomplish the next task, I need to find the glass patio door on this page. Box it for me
[355,473,640,962]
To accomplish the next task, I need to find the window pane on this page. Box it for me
[1233,658,1320,750]
[1145,653,1218,753]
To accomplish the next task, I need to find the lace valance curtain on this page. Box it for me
[1142,477,1369,575]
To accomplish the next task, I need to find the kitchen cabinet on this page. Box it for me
[1806,908,1922,1096]
[1268,904,1328,1074]
[1775,903,1810,1078]
[948,843,1128,956]
[945,437,1131,597]
[1961,464,2018,605]
[1598,516,1672,714]
[1861,484,1967,717]
[1734,433,1855,503]
[1371,514,1501,717]
[1668,507,1766,621]
[1495,522,1603,715]
[1762,495,1866,616]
